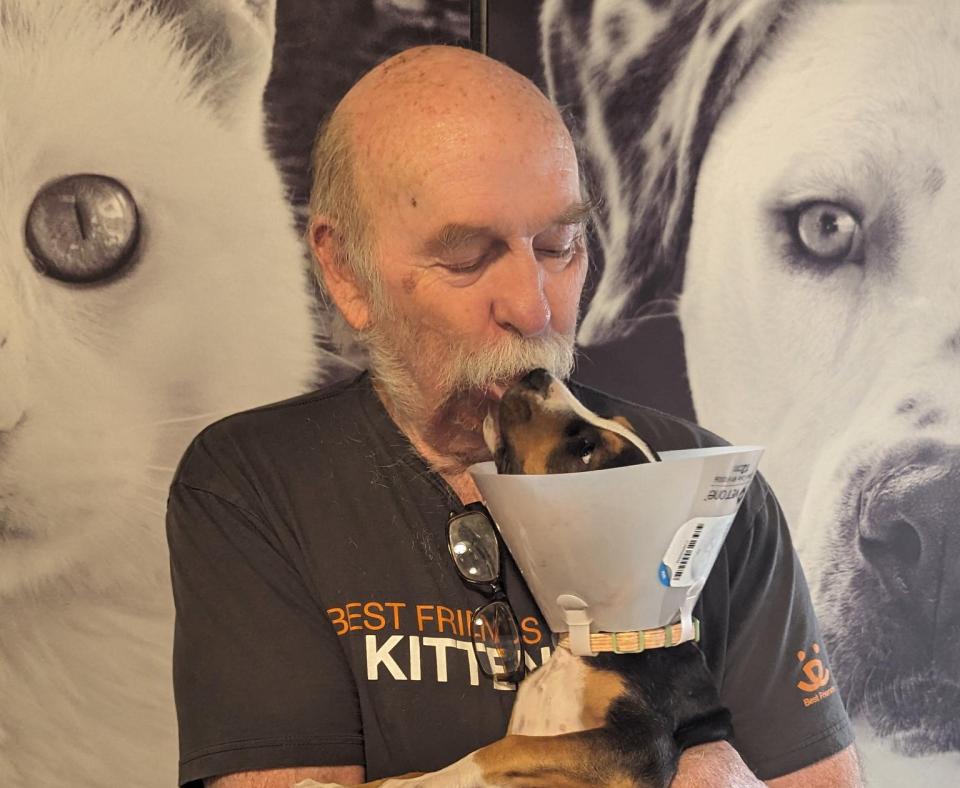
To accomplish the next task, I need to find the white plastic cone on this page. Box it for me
[469,445,763,655]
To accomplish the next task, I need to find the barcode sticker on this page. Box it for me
[658,515,736,588]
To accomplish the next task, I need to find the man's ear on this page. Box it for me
[309,216,371,331]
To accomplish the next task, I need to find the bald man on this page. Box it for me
[166,46,859,787]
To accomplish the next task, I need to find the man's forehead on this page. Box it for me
[342,53,582,246]
[349,81,573,196]
[361,129,582,243]
[374,113,572,178]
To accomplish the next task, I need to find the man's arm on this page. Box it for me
[671,741,763,787]
[203,742,862,788]
[698,475,856,779]
[207,765,365,787]
[671,741,861,787]
[767,744,861,787]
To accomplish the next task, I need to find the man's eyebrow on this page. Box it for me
[422,200,597,256]
[426,223,494,255]
[554,199,597,227]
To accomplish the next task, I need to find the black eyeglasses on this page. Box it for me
[447,504,526,684]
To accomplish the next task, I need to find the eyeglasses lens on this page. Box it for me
[448,511,499,585]
[473,599,523,680]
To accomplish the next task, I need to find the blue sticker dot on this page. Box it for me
[659,562,671,587]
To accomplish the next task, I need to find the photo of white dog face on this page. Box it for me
[543,0,960,782]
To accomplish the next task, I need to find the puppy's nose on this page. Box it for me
[859,442,960,627]
[519,368,552,396]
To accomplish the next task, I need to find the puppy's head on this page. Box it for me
[485,369,659,475]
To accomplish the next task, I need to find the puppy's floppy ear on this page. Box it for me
[609,415,659,463]
[542,0,789,343]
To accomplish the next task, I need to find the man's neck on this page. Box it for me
[412,442,484,505]
[372,379,490,505]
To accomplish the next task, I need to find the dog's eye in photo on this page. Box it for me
[786,201,864,267]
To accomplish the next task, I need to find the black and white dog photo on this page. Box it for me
[542,0,960,783]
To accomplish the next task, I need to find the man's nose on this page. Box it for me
[491,252,551,337]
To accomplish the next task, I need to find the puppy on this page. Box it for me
[306,369,730,788]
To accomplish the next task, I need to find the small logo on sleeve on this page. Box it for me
[796,642,837,707]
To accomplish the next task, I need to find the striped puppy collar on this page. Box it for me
[557,618,700,654]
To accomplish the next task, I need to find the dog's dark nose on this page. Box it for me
[859,442,960,627]
[519,368,552,396]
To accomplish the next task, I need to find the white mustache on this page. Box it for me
[437,332,576,393]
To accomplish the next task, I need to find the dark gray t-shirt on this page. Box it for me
[166,373,853,786]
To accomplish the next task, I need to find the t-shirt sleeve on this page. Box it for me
[720,475,855,779]
[166,436,363,787]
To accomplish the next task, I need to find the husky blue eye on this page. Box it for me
[25,174,139,284]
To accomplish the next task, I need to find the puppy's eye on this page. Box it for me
[579,443,595,464]
[789,201,863,264]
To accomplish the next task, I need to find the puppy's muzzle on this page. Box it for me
[483,370,551,455]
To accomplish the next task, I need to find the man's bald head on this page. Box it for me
[308,46,588,464]
[308,46,575,305]
[341,46,565,174]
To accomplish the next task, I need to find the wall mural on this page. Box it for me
[0,1,465,786]
[539,0,960,785]
[3,1,956,787]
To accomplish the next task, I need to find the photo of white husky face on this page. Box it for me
[682,2,960,776]
[0,1,317,784]
[542,0,960,783]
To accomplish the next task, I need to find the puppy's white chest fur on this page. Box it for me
[507,646,592,736]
